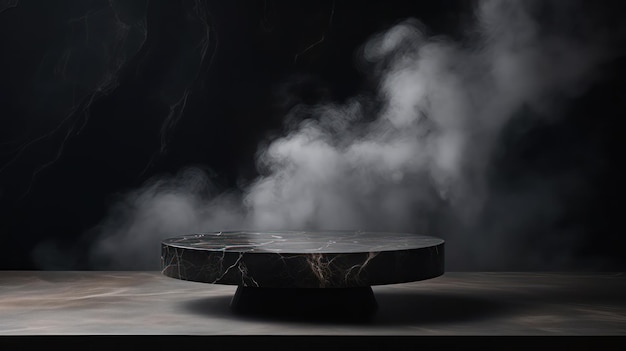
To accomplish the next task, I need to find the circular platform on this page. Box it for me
[161,231,444,315]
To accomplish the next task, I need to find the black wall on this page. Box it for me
[0,0,624,270]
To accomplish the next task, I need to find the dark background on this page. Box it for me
[1,0,624,270]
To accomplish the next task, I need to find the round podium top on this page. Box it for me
[161,231,444,288]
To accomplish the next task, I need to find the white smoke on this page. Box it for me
[85,0,612,269]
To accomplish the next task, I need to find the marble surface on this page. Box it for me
[162,231,444,253]
[1,271,625,335]
[161,231,444,288]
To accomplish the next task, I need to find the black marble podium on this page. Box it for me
[161,231,444,316]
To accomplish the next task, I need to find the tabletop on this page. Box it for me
[1,271,624,337]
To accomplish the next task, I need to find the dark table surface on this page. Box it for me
[1,271,625,335]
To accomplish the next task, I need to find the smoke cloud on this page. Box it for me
[84,0,613,270]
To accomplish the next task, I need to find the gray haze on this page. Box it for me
[73,0,611,270]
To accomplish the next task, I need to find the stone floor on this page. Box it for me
[0,271,625,336]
